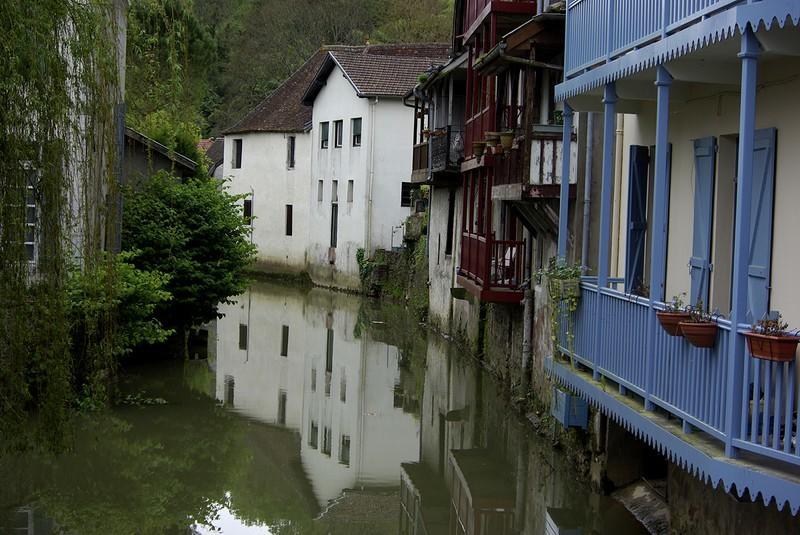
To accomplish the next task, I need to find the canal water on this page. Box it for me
[0,282,648,534]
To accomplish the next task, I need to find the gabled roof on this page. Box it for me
[124,127,197,173]
[223,49,331,135]
[302,44,450,105]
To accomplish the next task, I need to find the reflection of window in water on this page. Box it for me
[311,366,317,392]
[280,324,289,356]
[238,324,248,350]
[325,373,332,397]
[325,329,334,397]
[224,375,235,407]
[339,368,346,403]
[339,434,351,466]
[309,421,318,449]
[277,389,287,425]
[322,426,332,456]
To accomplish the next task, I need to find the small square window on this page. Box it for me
[320,122,329,149]
[347,180,354,203]
[334,120,343,148]
[317,180,324,202]
[233,139,243,169]
[351,118,362,147]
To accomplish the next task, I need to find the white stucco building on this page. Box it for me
[222,52,328,275]
[301,45,450,290]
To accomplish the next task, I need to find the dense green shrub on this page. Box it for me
[122,172,257,346]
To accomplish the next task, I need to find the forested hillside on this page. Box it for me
[126,0,454,147]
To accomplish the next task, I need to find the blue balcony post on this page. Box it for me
[644,66,672,411]
[724,26,761,458]
[557,103,573,260]
[592,82,617,381]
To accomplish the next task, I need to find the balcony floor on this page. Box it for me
[457,274,524,304]
[547,357,800,515]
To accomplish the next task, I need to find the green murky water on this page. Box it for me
[0,282,647,534]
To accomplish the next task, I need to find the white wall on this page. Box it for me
[223,131,311,274]
[613,56,800,329]
[307,64,413,290]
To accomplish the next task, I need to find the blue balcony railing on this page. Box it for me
[558,283,800,467]
[565,0,744,77]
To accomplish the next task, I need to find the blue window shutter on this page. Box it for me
[625,145,649,293]
[746,128,776,324]
[690,137,716,308]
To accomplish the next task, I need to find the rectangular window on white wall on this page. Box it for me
[320,122,329,149]
[285,205,293,236]
[347,180,354,203]
[332,180,338,203]
[243,199,252,225]
[287,136,296,168]
[351,118,362,147]
[317,180,324,202]
[334,120,343,148]
[232,139,243,168]
[401,182,413,207]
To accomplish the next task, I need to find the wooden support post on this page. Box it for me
[724,26,760,458]
[644,65,672,411]
[557,102,573,260]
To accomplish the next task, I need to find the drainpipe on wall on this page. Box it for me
[581,112,594,270]
[610,114,624,277]
[521,227,534,393]
[365,97,378,253]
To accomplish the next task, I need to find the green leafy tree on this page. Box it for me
[121,172,256,350]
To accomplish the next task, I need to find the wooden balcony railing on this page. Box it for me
[430,126,464,173]
[565,0,744,76]
[493,146,524,187]
[459,233,525,290]
[558,283,800,468]
[412,142,429,173]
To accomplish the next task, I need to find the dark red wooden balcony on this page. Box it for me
[458,232,525,303]
[411,141,429,182]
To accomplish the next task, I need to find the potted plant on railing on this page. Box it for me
[500,131,515,150]
[421,128,431,140]
[744,313,800,362]
[472,141,486,158]
[656,293,690,336]
[679,300,719,348]
[541,258,582,305]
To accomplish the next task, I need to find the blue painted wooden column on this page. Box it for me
[724,26,760,458]
[557,103,574,260]
[644,66,672,411]
[592,82,617,380]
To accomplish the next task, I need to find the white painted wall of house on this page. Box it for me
[222,131,311,274]
[613,57,800,329]
[307,64,414,290]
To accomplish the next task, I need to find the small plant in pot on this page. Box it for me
[679,300,719,348]
[656,293,690,336]
[500,131,515,150]
[744,313,800,362]
[472,141,486,158]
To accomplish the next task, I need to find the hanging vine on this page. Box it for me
[0,0,122,450]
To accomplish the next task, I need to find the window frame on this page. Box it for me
[287,135,296,169]
[243,198,253,225]
[351,118,362,147]
[285,204,293,236]
[334,120,343,148]
[233,138,243,169]
[320,122,329,149]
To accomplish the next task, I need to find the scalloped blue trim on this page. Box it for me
[556,1,800,101]
[546,357,800,515]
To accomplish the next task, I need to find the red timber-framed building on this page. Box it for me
[457,0,570,303]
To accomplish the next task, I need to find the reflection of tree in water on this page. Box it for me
[0,360,320,534]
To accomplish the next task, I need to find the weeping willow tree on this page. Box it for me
[0,1,125,450]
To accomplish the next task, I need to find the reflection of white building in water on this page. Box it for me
[213,283,420,506]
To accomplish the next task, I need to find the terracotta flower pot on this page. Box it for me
[744,332,800,362]
[500,132,514,150]
[656,311,691,336]
[679,321,718,348]
[472,141,485,158]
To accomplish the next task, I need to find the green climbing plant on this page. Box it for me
[0,0,124,451]
[538,258,582,368]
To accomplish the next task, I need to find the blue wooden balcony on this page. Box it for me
[560,0,800,99]
[549,280,800,514]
